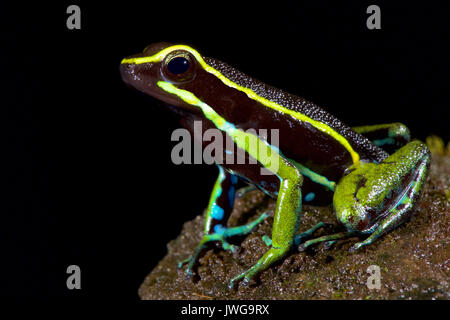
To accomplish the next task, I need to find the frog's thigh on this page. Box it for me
[352,123,411,150]
[351,140,430,252]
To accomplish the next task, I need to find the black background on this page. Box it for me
[1,1,449,299]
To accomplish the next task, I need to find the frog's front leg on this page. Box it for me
[229,158,304,288]
[177,165,268,277]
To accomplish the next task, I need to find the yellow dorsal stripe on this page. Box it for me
[121,45,360,164]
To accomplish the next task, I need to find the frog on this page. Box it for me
[120,43,430,289]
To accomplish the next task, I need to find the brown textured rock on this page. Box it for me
[139,155,449,300]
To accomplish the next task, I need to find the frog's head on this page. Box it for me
[120,42,208,113]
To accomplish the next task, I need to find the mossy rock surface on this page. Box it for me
[139,155,450,300]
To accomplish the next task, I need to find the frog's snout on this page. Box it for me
[119,54,190,109]
[120,56,144,85]
[119,61,134,85]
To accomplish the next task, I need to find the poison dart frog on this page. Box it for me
[120,43,430,288]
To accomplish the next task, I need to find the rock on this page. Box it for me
[139,154,449,300]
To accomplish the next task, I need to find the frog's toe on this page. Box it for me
[228,274,249,289]
[228,277,239,289]
[349,242,364,253]
[228,270,250,289]
[177,257,190,269]
[323,240,337,250]
[262,235,272,246]
[241,277,251,287]
[297,238,315,252]
[176,257,196,279]
[184,268,194,279]
[177,251,202,277]
[220,239,237,253]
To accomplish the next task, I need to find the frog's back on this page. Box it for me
[203,57,388,180]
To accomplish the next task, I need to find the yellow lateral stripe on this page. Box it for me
[157,81,282,175]
[122,45,360,164]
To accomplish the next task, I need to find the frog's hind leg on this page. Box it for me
[261,221,332,248]
[177,165,268,277]
[299,140,430,253]
[293,222,330,246]
[349,141,430,252]
[297,231,357,251]
[352,122,411,152]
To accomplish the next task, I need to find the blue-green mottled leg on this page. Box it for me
[349,145,430,252]
[352,123,411,151]
[263,222,328,247]
[349,211,402,252]
[298,231,356,251]
[229,163,303,289]
[293,222,328,246]
[218,212,269,238]
[177,234,236,277]
[178,166,269,277]
[178,165,238,276]
[178,212,269,276]
[350,203,420,252]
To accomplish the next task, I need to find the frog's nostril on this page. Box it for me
[119,62,136,84]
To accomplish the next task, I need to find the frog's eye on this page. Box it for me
[162,51,196,83]
[167,57,190,74]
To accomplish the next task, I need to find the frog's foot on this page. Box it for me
[298,231,356,252]
[228,245,290,289]
[177,234,237,278]
[348,241,366,253]
[178,212,269,277]
[323,240,338,250]
[177,242,207,279]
